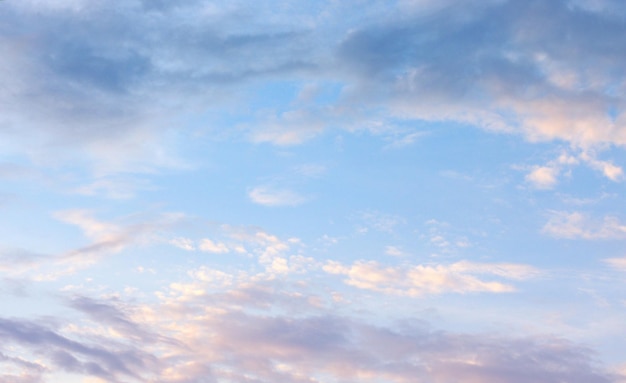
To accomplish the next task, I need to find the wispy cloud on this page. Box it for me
[542,211,626,240]
[604,256,626,271]
[0,210,187,281]
[248,186,308,207]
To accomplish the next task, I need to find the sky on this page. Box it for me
[1,0,626,382]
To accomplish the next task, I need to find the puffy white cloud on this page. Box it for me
[526,166,559,189]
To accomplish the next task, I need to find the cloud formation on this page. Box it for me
[0,277,614,383]
[2,1,626,382]
[341,0,626,146]
[323,260,539,296]
[542,211,626,240]
[248,186,308,207]
[3,0,626,176]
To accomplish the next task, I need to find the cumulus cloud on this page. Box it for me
[542,211,626,240]
[526,166,559,189]
[323,260,539,296]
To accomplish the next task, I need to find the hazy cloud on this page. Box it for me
[248,186,308,207]
[542,211,626,240]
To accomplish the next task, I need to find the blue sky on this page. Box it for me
[2,0,626,382]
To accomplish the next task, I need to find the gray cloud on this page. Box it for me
[0,316,156,382]
[336,0,626,147]
[0,1,318,173]
[0,275,617,383]
[184,311,615,383]
[3,0,626,175]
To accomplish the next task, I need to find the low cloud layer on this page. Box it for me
[0,280,616,383]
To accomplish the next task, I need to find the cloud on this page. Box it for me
[385,245,407,257]
[525,150,622,189]
[0,316,157,382]
[0,211,187,281]
[246,108,331,146]
[248,186,308,207]
[323,260,539,296]
[0,262,613,383]
[2,276,609,383]
[72,176,155,199]
[526,166,559,189]
[170,237,196,251]
[0,1,318,173]
[542,211,626,240]
[604,256,626,271]
[580,152,624,181]
[337,0,626,150]
[3,0,626,180]
[53,210,185,269]
[357,210,405,233]
[198,239,230,254]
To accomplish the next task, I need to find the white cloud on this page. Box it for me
[542,211,626,240]
[323,260,539,296]
[170,237,196,251]
[604,256,626,271]
[525,150,622,190]
[248,186,308,207]
[385,246,407,257]
[7,210,188,280]
[580,152,624,181]
[526,166,559,189]
[199,239,229,254]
